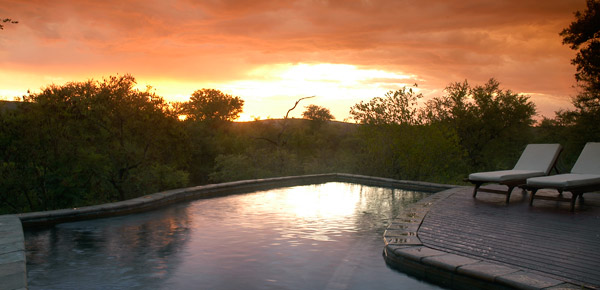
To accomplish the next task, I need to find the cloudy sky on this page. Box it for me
[0,0,585,121]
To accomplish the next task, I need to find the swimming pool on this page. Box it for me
[25,182,442,289]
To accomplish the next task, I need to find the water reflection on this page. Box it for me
[25,182,440,290]
[26,205,191,289]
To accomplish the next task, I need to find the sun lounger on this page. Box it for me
[467,144,562,203]
[527,142,600,211]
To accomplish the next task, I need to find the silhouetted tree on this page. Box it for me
[560,0,600,108]
[177,89,244,183]
[302,105,334,121]
[423,79,536,169]
[182,89,244,122]
[553,0,600,146]
[348,86,469,182]
[349,86,422,125]
[0,75,188,213]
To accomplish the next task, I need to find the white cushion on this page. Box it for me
[513,143,562,174]
[468,144,561,183]
[527,173,600,188]
[469,170,546,182]
[571,142,600,175]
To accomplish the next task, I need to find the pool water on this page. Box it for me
[25,182,442,290]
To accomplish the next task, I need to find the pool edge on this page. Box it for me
[15,173,455,227]
[2,173,456,290]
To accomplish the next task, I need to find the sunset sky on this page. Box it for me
[0,0,585,121]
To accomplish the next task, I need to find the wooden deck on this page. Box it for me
[418,185,600,288]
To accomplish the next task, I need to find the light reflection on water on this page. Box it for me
[25,182,442,290]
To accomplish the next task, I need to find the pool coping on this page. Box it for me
[0,215,26,290]
[382,186,589,290]
[15,173,453,227]
[0,173,455,290]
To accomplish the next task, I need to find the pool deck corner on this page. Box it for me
[0,215,27,290]
[384,186,600,290]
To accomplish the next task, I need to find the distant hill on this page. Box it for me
[0,100,19,112]
[233,118,359,131]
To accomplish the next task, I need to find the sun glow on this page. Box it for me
[217,63,418,121]
[135,63,418,122]
[0,64,419,122]
[242,63,416,95]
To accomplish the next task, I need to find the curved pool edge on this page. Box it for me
[382,187,586,290]
[1,173,456,290]
[15,173,455,228]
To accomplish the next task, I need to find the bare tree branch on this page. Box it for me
[284,96,315,120]
[256,96,316,148]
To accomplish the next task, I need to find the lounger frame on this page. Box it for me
[467,143,562,204]
[526,182,600,212]
[525,142,600,212]
[470,178,533,204]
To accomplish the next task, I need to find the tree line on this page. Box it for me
[0,74,590,214]
[1,1,598,214]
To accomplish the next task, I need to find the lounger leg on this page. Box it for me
[529,189,538,206]
[472,183,482,198]
[570,192,584,212]
[505,186,515,204]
